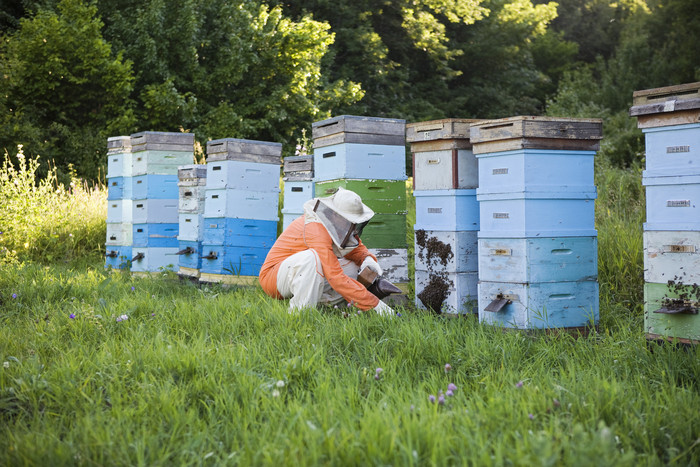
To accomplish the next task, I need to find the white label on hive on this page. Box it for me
[492,168,508,175]
[427,208,442,213]
[666,146,690,153]
[667,200,691,207]
[663,100,676,112]
[665,244,696,253]
[493,212,509,219]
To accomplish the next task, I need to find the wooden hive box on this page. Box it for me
[414,270,478,315]
[314,179,407,215]
[178,164,207,185]
[178,185,206,214]
[206,138,282,164]
[105,245,132,270]
[413,189,479,232]
[313,143,406,182]
[312,115,406,148]
[131,131,195,153]
[630,82,700,129]
[478,279,599,329]
[178,213,205,242]
[283,155,314,180]
[130,247,179,273]
[644,281,700,344]
[206,159,280,191]
[470,116,603,154]
[478,236,598,283]
[132,223,179,248]
[202,218,277,248]
[644,230,700,285]
[414,229,478,274]
[406,118,479,144]
[133,199,179,224]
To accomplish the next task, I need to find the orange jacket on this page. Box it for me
[259,216,380,310]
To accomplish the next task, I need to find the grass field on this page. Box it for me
[1,152,699,465]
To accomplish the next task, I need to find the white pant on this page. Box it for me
[276,249,359,311]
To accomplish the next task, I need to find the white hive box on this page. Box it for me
[641,123,700,176]
[206,159,280,191]
[203,189,279,221]
[368,248,408,284]
[178,213,205,242]
[414,230,478,273]
[407,118,480,190]
[107,199,133,224]
[130,247,180,273]
[106,223,133,246]
[107,136,133,178]
[132,199,179,224]
[414,270,478,315]
[644,230,700,284]
[642,173,700,231]
[313,143,406,181]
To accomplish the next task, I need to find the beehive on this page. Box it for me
[313,143,406,182]
[413,189,479,231]
[177,164,207,279]
[414,230,478,274]
[105,136,133,270]
[311,115,405,149]
[415,270,478,314]
[472,116,601,330]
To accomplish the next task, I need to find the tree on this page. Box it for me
[0,0,136,180]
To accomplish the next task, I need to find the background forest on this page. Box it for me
[1,0,699,181]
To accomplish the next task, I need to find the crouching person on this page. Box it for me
[258,188,394,316]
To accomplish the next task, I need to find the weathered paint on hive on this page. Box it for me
[414,230,478,274]
[413,149,478,190]
[368,248,408,283]
[414,270,478,315]
[178,213,205,242]
[644,231,700,284]
[644,281,700,343]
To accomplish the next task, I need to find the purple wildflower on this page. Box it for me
[516,380,524,388]
[448,383,457,392]
[528,413,534,420]
[131,286,135,291]
[444,363,452,373]
[446,389,454,397]
[69,313,76,319]
[429,394,436,403]
[12,293,17,299]
[438,395,445,405]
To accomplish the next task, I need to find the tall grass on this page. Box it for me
[0,146,106,265]
[1,145,698,465]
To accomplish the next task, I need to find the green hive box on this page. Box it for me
[644,281,700,344]
[361,214,407,249]
[315,179,407,214]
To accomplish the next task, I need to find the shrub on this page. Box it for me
[0,146,106,265]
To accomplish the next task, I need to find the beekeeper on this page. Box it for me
[259,187,394,316]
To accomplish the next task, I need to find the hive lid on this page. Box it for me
[206,138,282,164]
[178,164,207,180]
[630,82,700,114]
[312,115,406,140]
[406,118,481,143]
[469,116,603,154]
[131,131,195,145]
[107,136,132,152]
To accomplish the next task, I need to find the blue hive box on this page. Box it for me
[203,188,279,220]
[642,172,700,231]
[413,189,479,231]
[414,229,478,273]
[478,236,598,283]
[478,280,599,330]
[202,218,278,248]
[283,180,315,213]
[130,247,179,273]
[476,149,595,194]
[105,245,132,269]
[177,240,202,270]
[643,123,700,176]
[476,188,597,238]
[107,176,133,200]
[206,159,281,191]
[313,143,406,182]
[132,174,179,199]
[282,209,303,231]
[133,223,179,248]
[199,244,270,276]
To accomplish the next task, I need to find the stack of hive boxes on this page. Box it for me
[311,115,409,286]
[282,154,314,230]
[630,82,700,345]
[105,136,133,269]
[472,116,602,330]
[199,138,282,284]
[407,119,481,314]
[176,164,207,279]
[129,132,195,273]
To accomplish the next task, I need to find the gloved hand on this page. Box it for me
[361,256,383,276]
[373,299,394,317]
